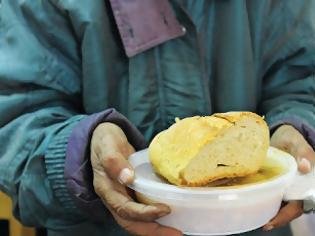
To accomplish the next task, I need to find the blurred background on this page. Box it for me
[0,191,46,236]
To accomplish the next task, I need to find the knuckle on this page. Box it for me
[103,154,119,168]
[140,205,159,221]
[271,133,293,150]
[116,206,129,220]
[114,200,131,219]
[115,201,156,222]
[272,137,292,152]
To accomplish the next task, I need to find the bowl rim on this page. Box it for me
[128,147,298,199]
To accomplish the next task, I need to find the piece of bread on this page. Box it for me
[149,112,269,186]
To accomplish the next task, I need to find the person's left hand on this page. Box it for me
[263,125,315,231]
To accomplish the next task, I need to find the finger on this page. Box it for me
[126,143,136,157]
[295,144,315,174]
[298,158,312,174]
[263,201,303,231]
[95,122,135,158]
[113,140,135,159]
[271,125,315,173]
[111,209,183,236]
[105,188,170,222]
[122,221,182,236]
[102,151,135,184]
[94,171,170,222]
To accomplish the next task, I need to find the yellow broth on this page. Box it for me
[209,157,287,188]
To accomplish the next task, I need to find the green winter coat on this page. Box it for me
[0,0,314,235]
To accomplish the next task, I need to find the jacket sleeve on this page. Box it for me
[0,0,88,229]
[0,0,145,229]
[259,0,315,148]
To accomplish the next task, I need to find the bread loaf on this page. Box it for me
[149,112,269,186]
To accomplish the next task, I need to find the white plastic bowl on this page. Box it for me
[128,147,297,236]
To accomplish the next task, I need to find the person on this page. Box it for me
[0,0,314,235]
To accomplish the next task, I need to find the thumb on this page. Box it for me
[295,146,315,174]
[271,125,315,174]
[101,151,135,184]
[289,131,315,173]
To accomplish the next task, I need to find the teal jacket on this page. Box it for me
[0,0,314,235]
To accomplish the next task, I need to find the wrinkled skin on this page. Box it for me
[91,123,182,236]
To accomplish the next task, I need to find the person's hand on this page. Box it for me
[91,122,182,236]
[263,125,315,231]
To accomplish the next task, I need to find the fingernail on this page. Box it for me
[158,211,169,218]
[299,158,312,171]
[264,225,274,231]
[155,204,171,212]
[157,207,171,218]
[118,168,134,184]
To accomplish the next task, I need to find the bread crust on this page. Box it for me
[149,112,269,186]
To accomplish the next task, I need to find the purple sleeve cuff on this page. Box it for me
[65,108,146,221]
[269,116,315,148]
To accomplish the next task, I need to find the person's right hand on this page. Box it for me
[91,122,182,236]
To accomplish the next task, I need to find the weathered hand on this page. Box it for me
[91,122,182,236]
[263,125,315,231]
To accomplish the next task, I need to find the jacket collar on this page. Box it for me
[109,0,185,57]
